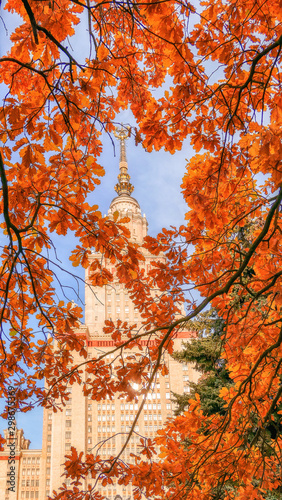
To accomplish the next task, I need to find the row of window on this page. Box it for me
[100,447,116,455]
[20,492,39,499]
[121,414,135,421]
[22,457,40,464]
[144,403,171,410]
[21,480,39,487]
[96,403,115,411]
[96,426,116,433]
[21,469,40,476]
[144,414,162,421]
[107,306,133,313]
[119,425,139,432]
[91,401,171,412]
[97,415,115,421]
[120,403,138,411]
[144,425,163,431]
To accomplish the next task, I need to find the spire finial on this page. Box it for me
[113,125,133,196]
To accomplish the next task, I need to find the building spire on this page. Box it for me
[113,125,134,196]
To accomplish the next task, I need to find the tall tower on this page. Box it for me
[3,130,199,500]
[85,126,148,334]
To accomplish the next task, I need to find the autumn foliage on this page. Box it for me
[1,0,282,498]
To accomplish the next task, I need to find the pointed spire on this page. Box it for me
[113,125,134,196]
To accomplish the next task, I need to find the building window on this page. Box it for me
[65,431,71,439]
[66,409,71,416]
[166,393,170,399]
[47,446,51,453]
[66,420,71,427]
[65,443,71,451]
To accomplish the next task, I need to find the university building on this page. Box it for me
[0,129,198,500]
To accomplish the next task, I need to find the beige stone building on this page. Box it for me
[1,129,198,500]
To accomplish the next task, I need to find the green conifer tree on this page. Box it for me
[172,308,232,416]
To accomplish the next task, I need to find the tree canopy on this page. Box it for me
[1,0,282,499]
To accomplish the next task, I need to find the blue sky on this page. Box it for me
[0,2,195,449]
